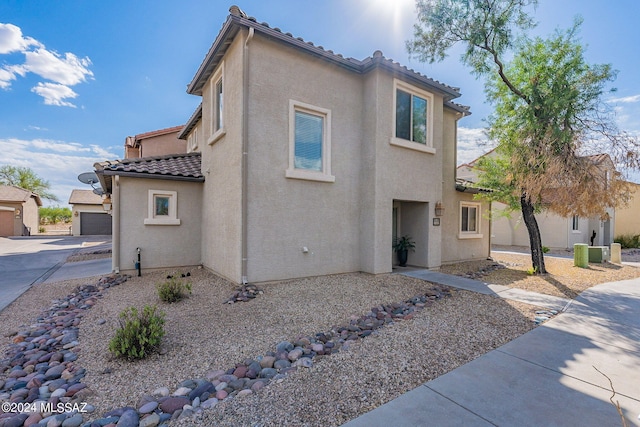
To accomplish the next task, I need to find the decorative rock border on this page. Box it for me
[0,275,129,427]
[0,275,451,427]
[224,284,263,304]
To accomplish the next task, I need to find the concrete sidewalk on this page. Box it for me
[343,273,640,427]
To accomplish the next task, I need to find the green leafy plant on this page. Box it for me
[109,305,165,360]
[614,234,640,249]
[542,246,550,254]
[157,275,192,303]
[526,266,538,276]
[393,235,416,252]
[38,226,46,233]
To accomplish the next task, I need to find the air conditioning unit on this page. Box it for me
[588,246,610,263]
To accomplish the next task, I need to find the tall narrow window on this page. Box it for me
[215,79,223,132]
[572,215,579,231]
[286,100,334,183]
[208,63,225,145]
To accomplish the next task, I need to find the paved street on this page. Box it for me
[0,235,111,313]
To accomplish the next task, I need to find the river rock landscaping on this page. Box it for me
[1,269,542,427]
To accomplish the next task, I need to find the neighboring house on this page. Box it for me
[614,181,640,238]
[459,151,616,249]
[95,6,490,283]
[124,125,186,159]
[68,189,112,236]
[0,185,42,237]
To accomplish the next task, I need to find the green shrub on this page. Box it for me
[109,305,165,359]
[614,234,640,249]
[542,246,550,253]
[38,226,45,233]
[157,275,192,303]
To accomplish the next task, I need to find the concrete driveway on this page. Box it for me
[0,235,112,313]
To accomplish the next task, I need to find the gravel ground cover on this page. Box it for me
[0,268,540,426]
[440,249,640,299]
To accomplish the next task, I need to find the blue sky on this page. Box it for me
[1,0,639,206]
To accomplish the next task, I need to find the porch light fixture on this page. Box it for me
[102,195,112,212]
[435,202,444,217]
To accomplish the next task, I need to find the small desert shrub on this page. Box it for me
[38,226,46,233]
[614,234,640,249]
[542,246,550,253]
[526,266,537,276]
[109,305,165,360]
[157,275,192,303]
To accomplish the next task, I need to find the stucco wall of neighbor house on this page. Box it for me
[199,33,244,283]
[615,183,640,237]
[71,204,106,236]
[23,197,39,235]
[244,35,364,282]
[117,177,202,272]
[131,132,186,158]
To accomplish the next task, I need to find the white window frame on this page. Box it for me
[458,201,483,239]
[144,190,180,225]
[390,79,435,154]
[571,215,580,233]
[285,99,335,183]
[208,62,225,145]
[187,125,199,153]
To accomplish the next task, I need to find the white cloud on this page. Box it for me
[30,82,78,107]
[0,137,119,206]
[457,127,493,165]
[0,23,40,54]
[23,48,93,86]
[609,94,640,104]
[0,23,92,107]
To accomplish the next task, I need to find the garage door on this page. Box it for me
[80,212,112,235]
[0,211,14,236]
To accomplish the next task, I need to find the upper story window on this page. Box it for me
[459,202,483,239]
[391,79,435,154]
[208,62,225,145]
[286,100,335,183]
[187,126,199,153]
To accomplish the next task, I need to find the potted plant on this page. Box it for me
[393,235,415,267]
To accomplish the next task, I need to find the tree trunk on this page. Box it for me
[520,194,547,274]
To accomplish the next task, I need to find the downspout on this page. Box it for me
[241,26,254,284]
[112,175,120,273]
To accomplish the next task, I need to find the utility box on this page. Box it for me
[588,246,610,263]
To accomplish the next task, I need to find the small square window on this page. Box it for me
[286,100,335,183]
[145,190,180,225]
[154,196,170,216]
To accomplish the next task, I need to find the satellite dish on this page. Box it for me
[92,188,104,196]
[78,172,99,185]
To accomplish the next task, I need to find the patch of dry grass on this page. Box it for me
[440,252,640,299]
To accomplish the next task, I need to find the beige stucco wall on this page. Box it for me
[22,197,39,235]
[241,35,456,282]
[615,182,640,237]
[70,204,106,236]
[139,132,186,158]
[116,177,202,273]
[198,34,244,283]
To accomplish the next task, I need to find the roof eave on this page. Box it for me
[100,170,205,183]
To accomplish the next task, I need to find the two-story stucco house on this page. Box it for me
[95,6,490,284]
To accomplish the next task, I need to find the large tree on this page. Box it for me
[0,165,59,202]
[408,0,639,274]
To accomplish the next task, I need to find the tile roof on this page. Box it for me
[0,185,43,206]
[68,189,103,205]
[187,6,469,114]
[95,152,204,184]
